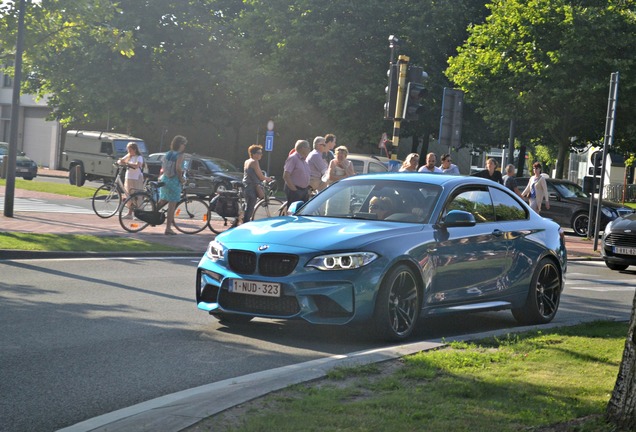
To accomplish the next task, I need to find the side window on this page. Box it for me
[368,161,387,173]
[100,142,113,155]
[490,187,527,221]
[350,160,364,174]
[445,188,495,223]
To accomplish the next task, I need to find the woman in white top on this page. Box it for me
[326,145,355,185]
[399,153,419,172]
[522,162,550,213]
[118,142,145,218]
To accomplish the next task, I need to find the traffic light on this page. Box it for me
[384,64,399,120]
[589,150,602,176]
[402,66,428,121]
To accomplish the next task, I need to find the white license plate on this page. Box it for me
[17,168,29,173]
[614,246,636,256]
[230,279,281,297]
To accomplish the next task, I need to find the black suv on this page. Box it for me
[145,153,242,197]
[516,177,634,236]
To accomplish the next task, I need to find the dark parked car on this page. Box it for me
[196,173,566,341]
[0,142,38,180]
[516,177,634,236]
[601,213,636,271]
[145,152,242,197]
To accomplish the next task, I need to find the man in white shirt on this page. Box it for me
[417,152,443,173]
[307,136,328,191]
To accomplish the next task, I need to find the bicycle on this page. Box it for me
[207,181,245,235]
[118,181,210,234]
[91,163,129,218]
[251,178,285,220]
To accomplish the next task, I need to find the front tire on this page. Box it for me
[572,212,590,237]
[252,198,284,221]
[373,264,421,341]
[512,258,562,325]
[92,183,123,218]
[173,197,209,234]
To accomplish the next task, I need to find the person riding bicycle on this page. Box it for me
[243,144,272,223]
[158,135,187,235]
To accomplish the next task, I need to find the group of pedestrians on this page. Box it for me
[398,152,459,175]
[136,135,552,231]
[398,151,550,215]
[280,134,354,210]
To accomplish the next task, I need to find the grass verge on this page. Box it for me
[0,232,187,252]
[192,321,627,432]
[0,178,97,198]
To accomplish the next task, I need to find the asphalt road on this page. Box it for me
[1,258,634,432]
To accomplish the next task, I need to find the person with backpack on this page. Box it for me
[159,135,187,235]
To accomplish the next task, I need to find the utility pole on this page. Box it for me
[4,0,27,218]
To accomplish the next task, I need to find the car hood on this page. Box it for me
[609,212,636,230]
[564,196,628,210]
[215,216,424,253]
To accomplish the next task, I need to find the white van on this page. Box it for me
[61,130,148,186]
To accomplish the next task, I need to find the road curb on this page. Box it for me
[0,250,202,260]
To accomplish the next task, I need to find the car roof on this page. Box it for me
[344,172,500,188]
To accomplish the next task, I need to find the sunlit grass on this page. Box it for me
[204,321,626,432]
[0,232,187,252]
[0,178,97,198]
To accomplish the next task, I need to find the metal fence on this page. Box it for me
[604,183,636,203]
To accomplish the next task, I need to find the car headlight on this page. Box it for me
[601,207,615,218]
[206,240,225,261]
[603,220,614,235]
[306,252,378,270]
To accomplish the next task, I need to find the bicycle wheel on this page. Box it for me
[207,207,239,235]
[173,197,209,234]
[119,192,155,233]
[92,183,122,218]
[251,198,284,221]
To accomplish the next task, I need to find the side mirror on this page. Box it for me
[287,201,304,215]
[440,210,476,228]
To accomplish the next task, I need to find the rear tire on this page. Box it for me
[119,192,155,233]
[373,264,421,341]
[173,197,209,234]
[92,183,123,218]
[512,258,562,325]
[69,164,86,187]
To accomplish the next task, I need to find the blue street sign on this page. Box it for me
[265,130,274,151]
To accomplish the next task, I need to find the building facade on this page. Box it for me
[1,67,62,169]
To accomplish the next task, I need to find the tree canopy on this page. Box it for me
[446,0,636,178]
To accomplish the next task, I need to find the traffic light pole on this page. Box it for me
[390,55,409,159]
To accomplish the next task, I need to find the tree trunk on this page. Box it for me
[555,139,570,179]
[606,290,636,430]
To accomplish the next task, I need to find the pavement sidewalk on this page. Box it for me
[1,167,602,260]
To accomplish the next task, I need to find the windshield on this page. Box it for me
[0,143,7,155]
[553,182,588,198]
[297,179,442,223]
[203,158,239,173]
